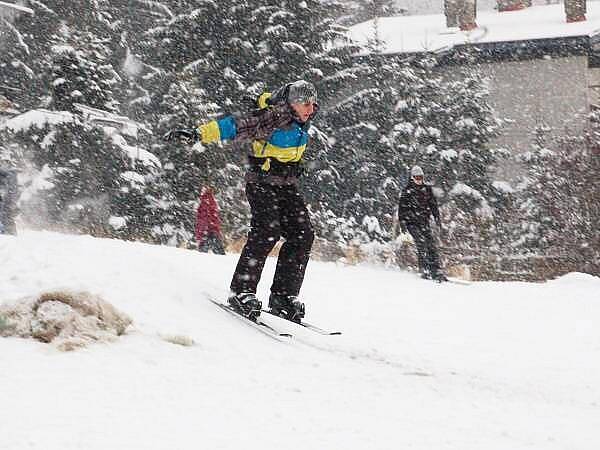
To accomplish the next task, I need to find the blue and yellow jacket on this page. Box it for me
[197,93,314,177]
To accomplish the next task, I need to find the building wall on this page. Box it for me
[444,55,590,178]
[590,66,600,108]
[482,55,588,146]
[352,50,593,179]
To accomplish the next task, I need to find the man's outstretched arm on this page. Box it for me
[164,104,295,145]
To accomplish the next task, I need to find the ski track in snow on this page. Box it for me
[1,230,599,450]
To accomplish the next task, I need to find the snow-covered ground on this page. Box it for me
[350,3,600,54]
[1,230,599,450]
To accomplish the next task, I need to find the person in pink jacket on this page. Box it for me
[195,186,225,255]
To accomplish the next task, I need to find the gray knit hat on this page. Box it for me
[411,166,424,177]
[286,80,317,104]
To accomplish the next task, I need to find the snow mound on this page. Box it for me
[159,333,195,347]
[550,272,600,286]
[0,290,132,351]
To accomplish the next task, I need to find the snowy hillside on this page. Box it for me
[1,231,599,450]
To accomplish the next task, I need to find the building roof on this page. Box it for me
[349,3,600,56]
[0,1,34,15]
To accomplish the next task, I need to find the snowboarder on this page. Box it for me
[164,80,318,322]
[195,186,225,255]
[0,167,18,235]
[398,165,447,282]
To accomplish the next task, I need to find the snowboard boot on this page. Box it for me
[268,293,305,323]
[228,292,262,321]
[431,271,448,283]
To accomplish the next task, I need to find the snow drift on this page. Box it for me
[0,289,132,351]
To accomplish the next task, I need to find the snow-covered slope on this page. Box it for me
[1,231,598,450]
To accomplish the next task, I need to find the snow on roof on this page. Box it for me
[0,109,74,132]
[110,132,161,169]
[74,103,152,138]
[0,106,159,169]
[349,3,600,55]
[0,1,34,15]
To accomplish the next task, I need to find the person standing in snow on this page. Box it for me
[398,165,447,282]
[164,80,318,322]
[0,167,18,235]
[195,185,226,255]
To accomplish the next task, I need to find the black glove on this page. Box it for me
[162,128,200,144]
[400,222,407,234]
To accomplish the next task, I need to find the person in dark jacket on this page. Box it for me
[398,165,447,281]
[0,167,18,235]
[164,80,317,322]
[195,186,225,255]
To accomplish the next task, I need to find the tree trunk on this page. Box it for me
[564,0,587,22]
[445,0,477,30]
[497,0,526,11]
[444,0,460,27]
[444,0,477,31]
[459,0,477,31]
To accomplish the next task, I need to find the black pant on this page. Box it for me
[230,182,314,297]
[406,222,441,275]
[198,233,225,255]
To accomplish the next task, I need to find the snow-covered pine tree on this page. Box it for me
[134,0,259,105]
[388,50,502,258]
[131,0,367,246]
[432,60,503,255]
[151,75,221,246]
[0,1,60,109]
[315,51,403,245]
[4,117,109,233]
[3,110,159,239]
[341,0,406,26]
[247,0,368,123]
[49,44,120,113]
[251,0,350,86]
[39,121,128,233]
[98,0,172,121]
[0,0,160,239]
[316,47,501,258]
[128,0,264,246]
[511,123,556,253]
[516,117,599,275]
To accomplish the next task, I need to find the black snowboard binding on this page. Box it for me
[228,292,262,321]
[268,293,305,323]
[432,273,448,282]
